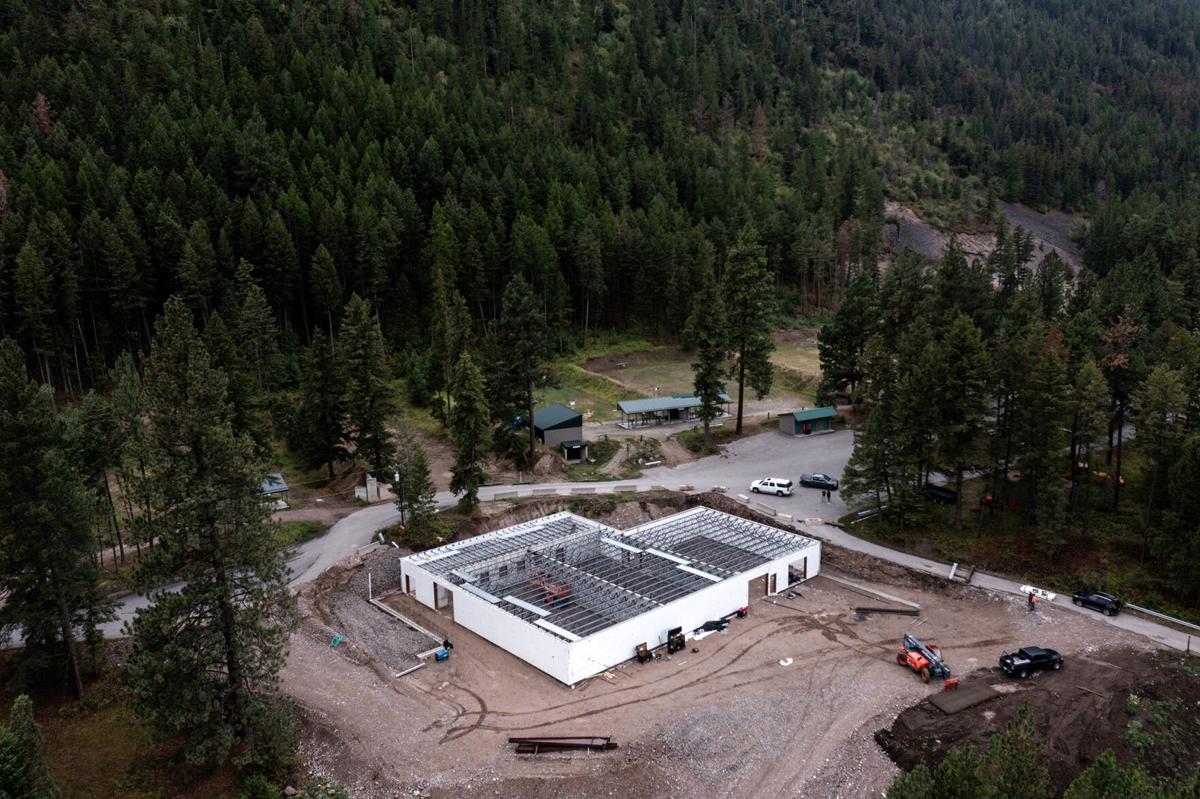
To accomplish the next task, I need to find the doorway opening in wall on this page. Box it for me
[769,573,777,594]
[435,583,454,612]
[749,574,768,596]
[404,575,412,594]
[788,557,808,586]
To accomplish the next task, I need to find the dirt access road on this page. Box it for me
[284,525,1153,799]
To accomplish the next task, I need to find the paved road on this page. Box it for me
[101,430,1197,653]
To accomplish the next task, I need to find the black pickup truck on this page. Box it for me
[999,646,1063,678]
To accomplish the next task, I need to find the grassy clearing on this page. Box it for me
[675,417,776,455]
[538,362,642,422]
[3,667,240,799]
[274,520,326,548]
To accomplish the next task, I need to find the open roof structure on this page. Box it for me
[405,507,815,641]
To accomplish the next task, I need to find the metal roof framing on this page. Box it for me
[405,508,815,641]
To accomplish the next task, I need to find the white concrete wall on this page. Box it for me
[401,538,822,686]
[450,586,573,682]
[770,541,821,590]
[401,561,437,607]
[565,575,749,684]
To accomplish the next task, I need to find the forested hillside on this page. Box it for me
[2,1,1200,793]
[2,0,1199,393]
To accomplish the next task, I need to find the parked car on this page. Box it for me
[799,473,839,491]
[999,646,1063,678]
[1072,589,1122,616]
[750,478,794,496]
[924,482,957,505]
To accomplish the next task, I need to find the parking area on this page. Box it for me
[643,430,853,521]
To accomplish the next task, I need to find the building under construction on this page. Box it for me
[399,506,821,685]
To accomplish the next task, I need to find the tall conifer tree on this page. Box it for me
[126,298,297,764]
[338,294,396,475]
[722,226,775,433]
[0,339,111,699]
[686,261,728,448]
[449,352,491,509]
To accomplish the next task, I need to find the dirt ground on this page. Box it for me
[877,648,1200,793]
[281,497,1167,798]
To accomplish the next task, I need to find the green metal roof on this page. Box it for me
[617,393,732,415]
[262,472,288,495]
[533,403,582,431]
[790,407,837,422]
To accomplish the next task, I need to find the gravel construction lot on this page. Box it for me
[282,501,1161,799]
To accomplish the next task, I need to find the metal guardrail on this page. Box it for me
[1125,603,1200,633]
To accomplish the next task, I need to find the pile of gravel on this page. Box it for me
[325,548,438,671]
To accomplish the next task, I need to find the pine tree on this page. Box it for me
[1133,365,1187,553]
[176,221,218,322]
[575,225,605,347]
[722,225,776,433]
[429,262,471,421]
[1070,358,1110,513]
[13,242,55,388]
[0,339,112,699]
[1161,435,1200,604]
[395,433,443,547]
[930,315,992,529]
[308,244,341,344]
[66,390,126,568]
[842,401,899,513]
[975,706,1049,799]
[816,270,876,404]
[1018,337,1071,553]
[1063,750,1156,799]
[449,352,491,510]
[293,338,348,480]
[227,260,283,398]
[126,298,297,765]
[338,294,396,475]
[686,262,728,448]
[7,694,60,799]
[488,274,548,464]
[0,726,33,798]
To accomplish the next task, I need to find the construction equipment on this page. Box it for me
[666,627,686,654]
[531,572,572,605]
[896,632,951,683]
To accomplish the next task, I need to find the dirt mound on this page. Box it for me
[529,449,566,476]
[875,649,1200,794]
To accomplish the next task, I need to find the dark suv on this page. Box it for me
[799,473,839,491]
[1072,590,1122,616]
[999,646,1063,678]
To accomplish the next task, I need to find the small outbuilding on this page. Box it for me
[560,440,589,463]
[262,472,289,509]
[533,403,584,449]
[779,407,836,436]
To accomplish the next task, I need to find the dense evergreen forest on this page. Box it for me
[2,0,1200,790]
[2,0,1200,392]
